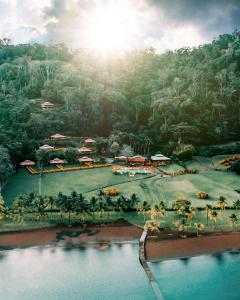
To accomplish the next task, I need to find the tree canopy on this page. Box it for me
[0,32,240,166]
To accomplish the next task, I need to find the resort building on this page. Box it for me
[20,160,35,166]
[49,158,66,164]
[78,147,92,154]
[79,156,94,163]
[151,154,171,165]
[128,155,146,165]
[50,133,67,140]
[40,101,54,110]
[115,156,127,162]
[39,144,54,150]
[84,138,96,145]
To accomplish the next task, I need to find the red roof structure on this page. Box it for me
[79,156,94,163]
[50,158,66,164]
[20,160,35,166]
[128,156,146,164]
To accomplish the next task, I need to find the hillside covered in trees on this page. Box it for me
[0,32,240,165]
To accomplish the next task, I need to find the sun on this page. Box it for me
[86,3,135,54]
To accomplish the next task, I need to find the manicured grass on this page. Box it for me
[97,170,239,208]
[3,156,239,209]
[2,167,148,206]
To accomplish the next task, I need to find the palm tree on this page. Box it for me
[233,199,240,210]
[138,201,150,222]
[205,204,212,226]
[47,196,56,219]
[194,223,204,236]
[216,196,227,210]
[13,196,25,222]
[209,210,218,229]
[90,196,98,219]
[129,193,140,210]
[229,213,238,230]
[0,196,5,220]
[33,196,47,221]
[175,218,188,238]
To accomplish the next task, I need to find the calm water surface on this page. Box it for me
[0,243,154,300]
[149,252,240,300]
[1,244,240,300]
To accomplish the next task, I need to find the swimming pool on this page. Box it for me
[115,168,152,174]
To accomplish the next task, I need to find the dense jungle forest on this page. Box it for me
[0,32,240,165]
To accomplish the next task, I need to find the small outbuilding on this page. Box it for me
[50,158,66,164]
[41,101,54,110]
[39,144,54,150]
[151,154,171,165]
[79,156,94,163]
[50,133,67,140]
[78,147,92,154]
[84,138,96,145]
[115,156,127,162]
[128,155,146,165]
[20,160,35,166]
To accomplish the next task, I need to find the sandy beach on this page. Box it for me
[0,221,142,249]
[146,232,240,260]
[1,223,240,261]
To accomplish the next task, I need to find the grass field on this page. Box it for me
[3,156,240,208]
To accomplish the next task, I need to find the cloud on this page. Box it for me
[0,0,240,51]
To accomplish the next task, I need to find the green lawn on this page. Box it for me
[3,156,240,208]
[2,167,149,206]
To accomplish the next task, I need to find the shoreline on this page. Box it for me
[1,222,240,261]
[146,231,240,261]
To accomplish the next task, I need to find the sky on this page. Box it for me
[0,0,240,52]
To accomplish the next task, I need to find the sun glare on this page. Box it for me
[87,3,135,54]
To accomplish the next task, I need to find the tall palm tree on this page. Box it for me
[47,196,56,219]
[209,210,218,229]
[194,223,204,236]
[205,204,212,226]
[229,213,238,230]
[138,201,150,222]
[90,196,98,219]
[216,196,227,210]
[13,196,25,222]
[33,196,48,221]
[233,199,240,210]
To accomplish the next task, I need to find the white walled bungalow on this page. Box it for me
[41,101,54,110]
[151,154,171,165]
[50,133,67,140]
[79,156,94,163]
[84,138,96,145]
[78,147,92,154]
[39,144,54,150]
[50,158,66,164]
[20,160,35,166]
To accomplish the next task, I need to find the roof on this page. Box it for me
[41,101,54,106]
[151,154,170,161]
[50,133,66,139]
[49,158,66,164]
[115,156,127,161]
[129,156,146,163]
[79,156,94,162]
[78,147,92,153]
[39,144,54,150]
[85,138,96,143]
[20,160,35,166]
